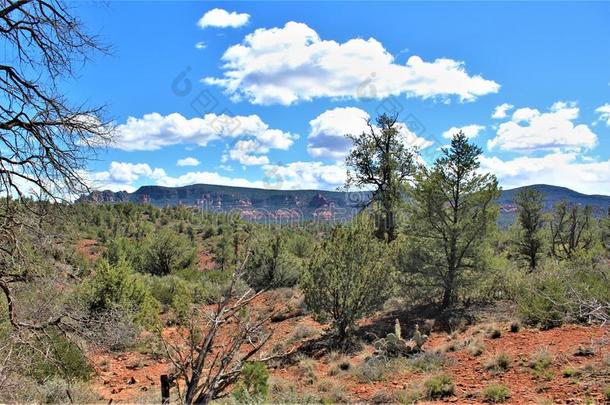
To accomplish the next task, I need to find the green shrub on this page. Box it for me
[485,352,510,373]
[243,234,303,290]
[27,332,92,382]
[301,216,397,345]
[423,374,454,399]
[529,348,554,380]
[407,351,451,372]
[81,259,160,329]
[603,386,610,401]
[482,383,510,403]
[232,362,269,403]
[139,228,195,276]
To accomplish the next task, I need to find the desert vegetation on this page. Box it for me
[0,1,609,404]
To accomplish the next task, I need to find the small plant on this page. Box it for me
[370,390,399,404]
[232,362,270,403]
[482,383,510,403]
[352,357,395,383]
[288,324,317,343]
[328,358,351,376]
[529,348,554,381]
[510,321,520,333]
[603,386,610,401]
[486,326,502,339]
[296,358,317,385]
[407,351,451,372]
[373,320,427,358]
[485,352,511,373]
[423,374,455,399]
[562,368,579,377]
[574,345,595,357]
[466,338,485,357]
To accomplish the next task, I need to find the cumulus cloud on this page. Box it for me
[87,162,167,192]
[226,140,270,166]
[596,103,610,126]
[442,124,485,139]
[487,101,597,152]
[492,103,514,119]
[261,161,347,190]
[88,159,348,193]
[113,112,297,165]
[307,107,434,160]
[177,157,200,167]
[481,152,610,195]
[197,8,249,29]
[204,22,500,105]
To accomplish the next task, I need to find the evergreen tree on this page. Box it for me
[513,187,546,270]
[406,132,500,309]
[345,113,417,242]
[301,216,396,346]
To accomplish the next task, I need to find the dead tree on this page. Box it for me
[550,202,593,260]
[0,1,112,396]
[163,253,275,404]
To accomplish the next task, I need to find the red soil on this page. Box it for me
[89,291,609,404]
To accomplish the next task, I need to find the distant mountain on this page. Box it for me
[77,184,610,225]
[78,184,372,222]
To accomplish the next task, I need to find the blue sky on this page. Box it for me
[69,1,610,194]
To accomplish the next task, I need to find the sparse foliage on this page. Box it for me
[345,113,417,242]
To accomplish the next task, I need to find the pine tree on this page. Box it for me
[513,187,546,270]
[406,132,500,309]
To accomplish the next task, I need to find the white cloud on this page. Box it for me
[204,21,500,105]
[113,112,297,165]
[487,101,597,152]
[307,107,434,160]
[177,157,200,167]
[262,161,347,190]
[87,162,166,192]
[442,124,485,139]
[197,8,249,29]
[226,139,270,166]
[195,41,206,50]
[156,171,263,189]
[481,152,610,195]
[596,103,610,126]
[492,103,514,119]
[88,159,348,193]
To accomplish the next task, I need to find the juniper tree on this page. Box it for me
[513,187,546,271]
[301,216,396,346]
[345,113,417,242]
[405,132,500,309]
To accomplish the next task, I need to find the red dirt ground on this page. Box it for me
[89,291,610,404]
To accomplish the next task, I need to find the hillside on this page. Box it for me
[78,184,610,224]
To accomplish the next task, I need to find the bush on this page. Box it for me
[244,234,303,290]
[232,362,269,403]
[482,383,510,403]
[352,357,393,383]
[140,228,195,276]
[28,332,93,382]
[485,352,510,373]
[301,216,397,345]
[529,348,554,380]
[423,374,455,399]
[81,259,160,329]
[407,351,451,372]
